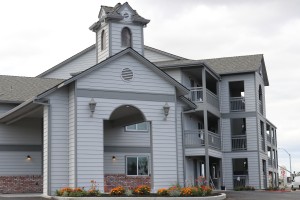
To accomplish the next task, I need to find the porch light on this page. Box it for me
[26,155,32,160]
[112,156,116,161]
[89,98,97,117]
[163,103,170,118]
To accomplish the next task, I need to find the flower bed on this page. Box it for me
[56,183,216,198]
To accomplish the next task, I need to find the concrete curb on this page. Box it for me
[51,193,226,200]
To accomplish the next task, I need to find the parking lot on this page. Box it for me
[224,190,300,200]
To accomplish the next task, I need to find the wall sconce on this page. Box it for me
[163,102,170,119]
[112,156,116,161]
[89,98,97,117]
[27,155,32,160]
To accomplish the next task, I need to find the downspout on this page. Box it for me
[175,94,179,184]
[181,112,186,187]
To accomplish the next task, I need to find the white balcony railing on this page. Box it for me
[189,87,203,103]
[268,158,272,166]
[184,130,205,147]
[267,134,271,143]
[206,90,219,109]
[232,135,247,151]
[208,131,221,150]
[230,97,245,112]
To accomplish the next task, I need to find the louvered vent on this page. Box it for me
[121,68,134,81]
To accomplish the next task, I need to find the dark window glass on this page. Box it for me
[127,157,137,175]
[138,157,148,175]
[121,27,131,47]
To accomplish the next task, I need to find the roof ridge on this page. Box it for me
[199,54,263,61]
[0,74,63,80]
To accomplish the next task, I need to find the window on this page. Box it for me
[121,27,132,47]
[125,122,148,131]
[126,156,149,176]
[101,30,106,50]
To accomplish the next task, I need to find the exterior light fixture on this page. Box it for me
[163,102,170,118]
[27,155,32,160]
[89,98,97,117]
[112,156,116,161]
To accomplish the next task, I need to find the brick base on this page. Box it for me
[104,174,151,192]
[0,175,43,194]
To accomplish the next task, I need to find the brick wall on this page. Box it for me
[104,174,151,192]
[0,175,43,194]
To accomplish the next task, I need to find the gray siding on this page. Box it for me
[246,117,258,151]
[104,125,150,147]
[77,54,174,94]
[221,118,231,152]
[76,97,177,191]
[104,152,151,174]
[164,69,182,83]
[176,101,184,186]
[42,48,96,79]
[97,23,110,63]
[219,74,256,113]
[0,151,41,175]
[43,106,49,195]
[144,49,178,62]
[110,23,143,55]
[223,152,260,189]
[0,118,42,176]
[48,88,69,194]
[68,84,76,187]
[255,72,266,117]
[0,118,42,145]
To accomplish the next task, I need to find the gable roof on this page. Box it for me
[37,47,189,100]
[0,48,189,123]
[0,75,63,103]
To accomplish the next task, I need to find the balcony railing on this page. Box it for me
[267,134,271,143]
[208,131,221,150]
[206,90,219,109]
[184,130,205,147]
[272,138,276,145]
[189,87,203,103]
[232,135,247,151]
[230,97,245,112]
[233,175,249,189]
[259,100,263,114]
[268,158,272,167]
[273,160,277,168]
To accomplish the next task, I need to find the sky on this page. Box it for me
[0,0,299,175]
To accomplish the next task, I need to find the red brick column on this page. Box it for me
[0,175,43,194]
[104,174,151,192]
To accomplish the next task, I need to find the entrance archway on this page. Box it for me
[103,105,151,192]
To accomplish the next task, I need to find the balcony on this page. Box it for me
[232,135,247,151]
[184,130,221,150]
[267,134,271,143]
[230,97,245,112]
[184,130,205,147]
[189,87,203,103]
[207,90,219,109]
[208,131,221,150]
[189,87,219,109]
[268,158,272,167]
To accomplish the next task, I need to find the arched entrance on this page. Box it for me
[103,105,151,192]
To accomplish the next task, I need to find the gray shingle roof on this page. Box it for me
[155,54,263,75]
[0,75,63,103]
[200,54,263,75]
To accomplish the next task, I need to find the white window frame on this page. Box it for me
[125,156,149,176]
[125,122,148,132]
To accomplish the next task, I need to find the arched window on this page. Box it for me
[259,85,262,101]
[259,85,263,114]
[101,30,106,51]
[121,27,132,47]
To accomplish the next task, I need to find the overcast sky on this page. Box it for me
[0,0,299,175]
